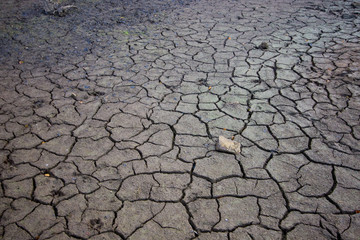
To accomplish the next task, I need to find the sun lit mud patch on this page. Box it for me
[213,177,279,198]
[17,205,57,237]
[214,196,259,230]
[217,101,249,120]
[108,112,144,141]
[277,136,309,153]
[70,137,113,160]
[97,148,140,168]
[38,135,75,155]
[134,203,195,239]
[242,125,278,151]
[113,85,142,101]
[230,225,281,239]
[194,152,243,181]
[174,114,208,136]
[135,124,173,157]
[34,174,64,203]
[188,199,219,231]
[115,201,165,238]
[117,174,157,200]
[150,173,190,201]
[95,75,123,88]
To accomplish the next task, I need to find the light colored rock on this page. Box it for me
[216,135,241,154]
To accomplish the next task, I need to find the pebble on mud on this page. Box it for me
[43,0,77,17]
[216,136,241,154]
[258,42,269,50]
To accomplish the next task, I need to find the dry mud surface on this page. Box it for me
[0,0,360,239]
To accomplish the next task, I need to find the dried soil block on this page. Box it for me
[216,136,241,154]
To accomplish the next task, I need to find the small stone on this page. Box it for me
[50,5,77,17]
[216,136,241,154]
[70,93,77,100]
[258,42,269,50]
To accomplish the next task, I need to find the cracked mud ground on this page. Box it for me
[0,0,360,239]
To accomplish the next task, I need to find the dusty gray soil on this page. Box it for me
[0,0,360,239]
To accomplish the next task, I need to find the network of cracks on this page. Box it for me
[0,0,359,239]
